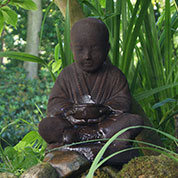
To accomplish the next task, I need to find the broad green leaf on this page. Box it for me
[52,59,62,73]
[1,6,17,27]
[14,131,46,152]
[0,51,46,65]
[0,10,4,36]
[10,0,37,10]
[22,0,37,10]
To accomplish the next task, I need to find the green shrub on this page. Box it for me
[0,65,53,147]
[0,131,46,176]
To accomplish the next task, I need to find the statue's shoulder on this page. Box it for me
[61,63,75,73]
[58,63,76,77]
[55,63,76,82]
[106,62,124,76]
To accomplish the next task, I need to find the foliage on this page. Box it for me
[0,131,46,176]
[0,0,64,68]
[0,0,178,176]
[0,65,53,147]
[0,0,37,36]
[0,0,70,80]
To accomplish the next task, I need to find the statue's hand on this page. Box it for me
[63,128,80,144]
[64,104,112,125]
[87,114,107,124]
[72,104,111,119]
[66,115,86,125]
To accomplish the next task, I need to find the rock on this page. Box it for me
[44,150,90,177]
[0,172,18,178]
[80,166,118,178]
[20,162,58,178]
[117,154,178,178]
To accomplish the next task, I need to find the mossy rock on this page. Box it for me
[118,154,178,178]
[0,172,18,178]
[79,166,118,178]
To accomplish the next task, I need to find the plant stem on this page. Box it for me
[0,0,11,9]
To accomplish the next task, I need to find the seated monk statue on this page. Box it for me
[38,17,144,168]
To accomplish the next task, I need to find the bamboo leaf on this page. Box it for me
[56,25,65,65]
[40,2,54,46]
[152,98,177,109]
[165,0,171,76]
[54,43,60,61]
[63,0,73,67]
[175,0,178,11]
[122,0,151,76]
[82,0,102,16]
[0,51,46,65]
[134,82,178,101]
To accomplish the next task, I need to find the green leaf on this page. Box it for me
[4,146,18,160]
[0,119,20,135]
[134,82,178,101]
[82,0,102,16]
[63,0,73,67]
[56,25,65,65]
[1,6,17,27]
[40,2,54,46]
[52,60,62,73]
[152,98,177,109]
[14,131,46,153]
[54,43,60,61]
[0,51,46,65]
[0,10,4,36]
[175,0,178,12]
[10,0,37,10]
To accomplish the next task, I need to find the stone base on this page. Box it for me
[44,150,90,177]
[0,172,18,178]
[20,162,58,178]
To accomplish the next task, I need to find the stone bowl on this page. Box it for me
[72,103,106,119]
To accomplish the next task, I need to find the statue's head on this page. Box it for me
[71,18,110,73]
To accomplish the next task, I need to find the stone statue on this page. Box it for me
[38,18,143,169]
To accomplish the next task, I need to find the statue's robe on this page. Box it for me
[48,61,131,116]
[39,61,143,166]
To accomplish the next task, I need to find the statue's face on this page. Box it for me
[71,29,109,73]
